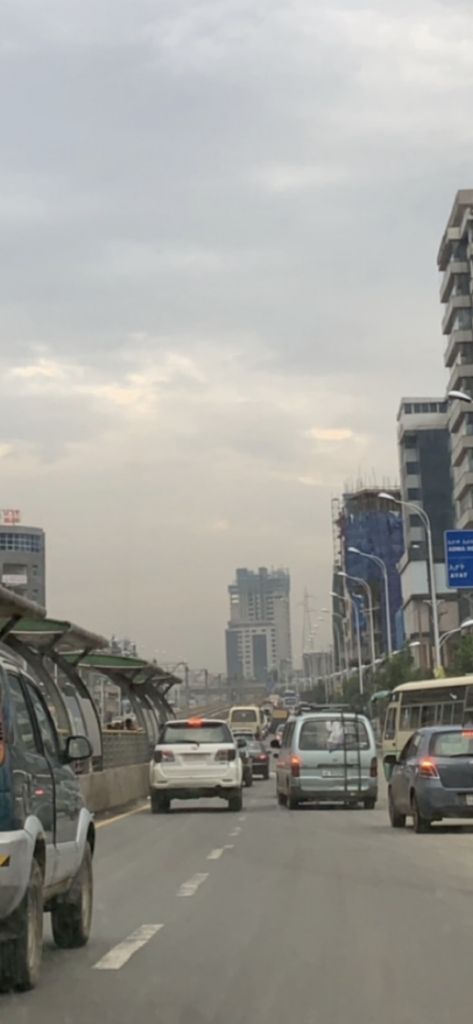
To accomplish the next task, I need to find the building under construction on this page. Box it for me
[331,484,405,670]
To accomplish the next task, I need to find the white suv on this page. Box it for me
[149,718,244,813]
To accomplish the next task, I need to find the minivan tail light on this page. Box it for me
[370,757,378,778]
[215,749,236,762]
[290,754,301,778]
[418,758,439,779]
[154,749,175,763]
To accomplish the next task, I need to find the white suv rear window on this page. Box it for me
[160,722,233,744]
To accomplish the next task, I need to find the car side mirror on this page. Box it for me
[270,739,280,749]
[237,737,247,749]
[64,734,93,763]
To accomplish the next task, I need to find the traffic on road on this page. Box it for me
[4,682,473,1022]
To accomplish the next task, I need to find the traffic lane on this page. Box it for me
[0,791,253,1017]
[4,779,473,1022]
[115,791,473,1024]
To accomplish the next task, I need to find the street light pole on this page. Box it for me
[329,593,350,680]
[379,492,440,671]
[439,618,473,651]
[348,547,393,658]
[339,572,376,672]
[348,593,364,695]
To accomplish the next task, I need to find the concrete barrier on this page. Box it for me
[79,763,149,816]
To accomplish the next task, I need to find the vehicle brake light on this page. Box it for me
[463,729,473,738]
[187,717,203,727]
[259,754,267,761]
[418,758,439,779]
[215,749,236,762]
[289,754,301,778]
[370,757,378,778]
[154,749,175,763]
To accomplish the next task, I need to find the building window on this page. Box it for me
[406,461,420,475]
[404,403,412,414]
[428,402,438,413]
[407,488,421,500]
[413,403,422,413]
[0,533,43,553]
[409,514,422,527]
[404,434,418,449]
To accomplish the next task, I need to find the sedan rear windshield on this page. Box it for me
[299,717,370,752]
[429,731,473,758]
[160,722,233,745]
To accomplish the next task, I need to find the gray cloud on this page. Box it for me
[0,0,470,664]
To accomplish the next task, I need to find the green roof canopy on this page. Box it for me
[0,617,108,654]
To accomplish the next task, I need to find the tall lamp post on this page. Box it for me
[379,491,440,671]
[347,546,393,658]
[338,571,376,672]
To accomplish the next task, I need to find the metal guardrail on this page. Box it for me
[102,731,150,769]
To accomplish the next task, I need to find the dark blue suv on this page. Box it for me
[0,648,94,991]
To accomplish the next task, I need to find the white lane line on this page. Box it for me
[229,829,241,837]
[207,848,225,860]
[224,844,234,850]
[238,815,246,822]
[177,873,209,897]
[93,924,163,971]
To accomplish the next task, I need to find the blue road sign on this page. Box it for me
[445,530,473,588]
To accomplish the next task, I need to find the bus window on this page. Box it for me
[453,701,464,724]
[420,705,436,727]
[440,703,454,725]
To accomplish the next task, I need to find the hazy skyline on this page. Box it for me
[0,0,471,670]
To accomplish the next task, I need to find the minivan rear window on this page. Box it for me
[160,722,233,745]
[230,710,257,723]
[299,717,370,752]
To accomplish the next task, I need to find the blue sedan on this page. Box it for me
[386,725,473,833]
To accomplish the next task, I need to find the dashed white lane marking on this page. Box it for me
[177,873,209,897]
[93,925,163,971]
[238,815,246,822]
[224,844,234,850]
[207,848,225,860]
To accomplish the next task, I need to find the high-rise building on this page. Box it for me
[225,567,292,683]
[397,398,458,666]
[0,519,46,606]
[438,190,473,529]
[332,487,404,666]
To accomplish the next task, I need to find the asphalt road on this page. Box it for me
[3,774,473,1023]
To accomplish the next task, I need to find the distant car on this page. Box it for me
[387,725,473,833]
[245,738,270,780]
[231,732,254,787]
[150,717,244,812]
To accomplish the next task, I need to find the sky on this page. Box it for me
[0,0,472,671]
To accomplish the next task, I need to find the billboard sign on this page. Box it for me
[444,530,473,588]
[0,510,21,525]
[2,574,27,586]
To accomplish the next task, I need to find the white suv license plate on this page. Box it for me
[322,770,332,777]
[466,795,473,806]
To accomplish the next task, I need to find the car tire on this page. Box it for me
[412,794,430,834]
[228,790,243,812]
[245,771,253,788]
[0,859,44,992]
[277,790,287,806]
[363,798,376,810]
[263,768,269,781]
[287,793,299,810]
[51,843,93,950]
[388,789,406,828]
[151,791,170,814]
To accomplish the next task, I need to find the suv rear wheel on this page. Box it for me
[388,788,406,828]
[412,794,431,834]
[151,791,171,814]
[0,859,43,992]
[51,842,93,949]
[228,789,243,812]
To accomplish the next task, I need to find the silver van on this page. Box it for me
[272,708,378,810]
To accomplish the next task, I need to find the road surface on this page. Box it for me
[2,775,473,1023]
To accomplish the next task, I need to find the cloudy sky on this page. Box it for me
[0,0,471,670]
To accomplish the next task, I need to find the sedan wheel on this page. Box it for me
[412,795,430,834]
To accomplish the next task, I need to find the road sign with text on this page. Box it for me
[445,530,473,588]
